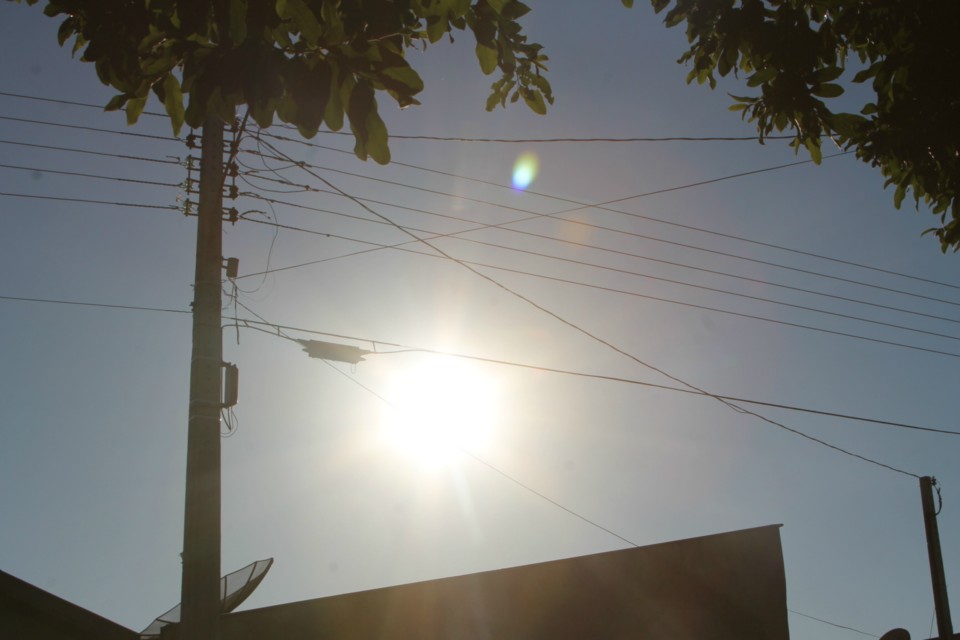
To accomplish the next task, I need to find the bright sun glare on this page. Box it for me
[378,357,500,469]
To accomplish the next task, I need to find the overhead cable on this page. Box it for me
[0,162,184,188]
[226,315,960,437]
[236,185,960,327]
[0,114,178,141]
[236,195,960,355]
[256,135,922,479]
[0,138,182,165]
[242,147,960,308]
[257,130,959,292]
[0,190,181,211]
[0,90,791,143]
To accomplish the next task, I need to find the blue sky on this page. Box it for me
[1,2,958,639]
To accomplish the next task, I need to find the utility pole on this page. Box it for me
[180,116,225,640]
[920,476,953,640]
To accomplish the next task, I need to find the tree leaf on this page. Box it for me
[812,83,844,98]
[475,42,498,75]
[746,67,777,87]
[894,184,907,209]
[125,96,146,125]
[162,73,185,135]
[811,66,843,83]
[104,93,128,112]
[229,0,247,45]
[502,1,531,20]
[324,63,345,131]
[276,0,320,45]
[320,0,344,43]
[426,15,446,43]
[57,17,75,46]
[364,109,390,164]
[521,88,546,114]
[382,65,425,94]
[804,137,822,164]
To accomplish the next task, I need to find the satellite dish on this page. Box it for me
[140,558,273,638]
[879,629,910,640]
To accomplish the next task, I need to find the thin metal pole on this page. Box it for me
[181,116,225,640]
[920,476,953,640]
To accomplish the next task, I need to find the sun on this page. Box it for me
[378,356,500,469]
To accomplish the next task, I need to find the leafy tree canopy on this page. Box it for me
[11,0,553,164]
[638,0,960,251]
[15,0,959,250]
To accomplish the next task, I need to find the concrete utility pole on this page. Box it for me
[180,116,225,640]
[920,476,953,640]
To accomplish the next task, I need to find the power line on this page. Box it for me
[257,136,922,479]
[3,285,882,637]
[0,94,947,298]
[7,102,948,306]
[2,89,950,296]
[0,283,932,476]
[433,234,960,342]
[0,190,182,211]
[242,146,960,308]
[0,294,191,315]
[242,183,960,335]
[0,114,178,141]
[226,303,906,640]
[258,130,960,292]
[788,609,878,638]
[0,138,182,165]
[278,126,795,143]
[456,257,960,361]
[227,315,960,437]
[0,90,166,119]
[0,162,184,188]
[419,218,960,326]
[0,90,794,143]
[5,289,949,435]
[236,196,960,359]
[238,173,960,327]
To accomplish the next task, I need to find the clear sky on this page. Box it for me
[1,3,958,639]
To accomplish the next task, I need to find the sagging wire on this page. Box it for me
[221,406,239,438]
[254,133,923,480]
[222,281,241,344]
[225,203,281,296]
[237,161,312,194]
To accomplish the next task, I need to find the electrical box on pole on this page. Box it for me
[222,363,238,408]
[224,257,239,280]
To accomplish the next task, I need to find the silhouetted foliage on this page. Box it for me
[11,0,552,164]
[640,0,960,251]
[16,0,959,249]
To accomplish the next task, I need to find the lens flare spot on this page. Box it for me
[512,153,539,190]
